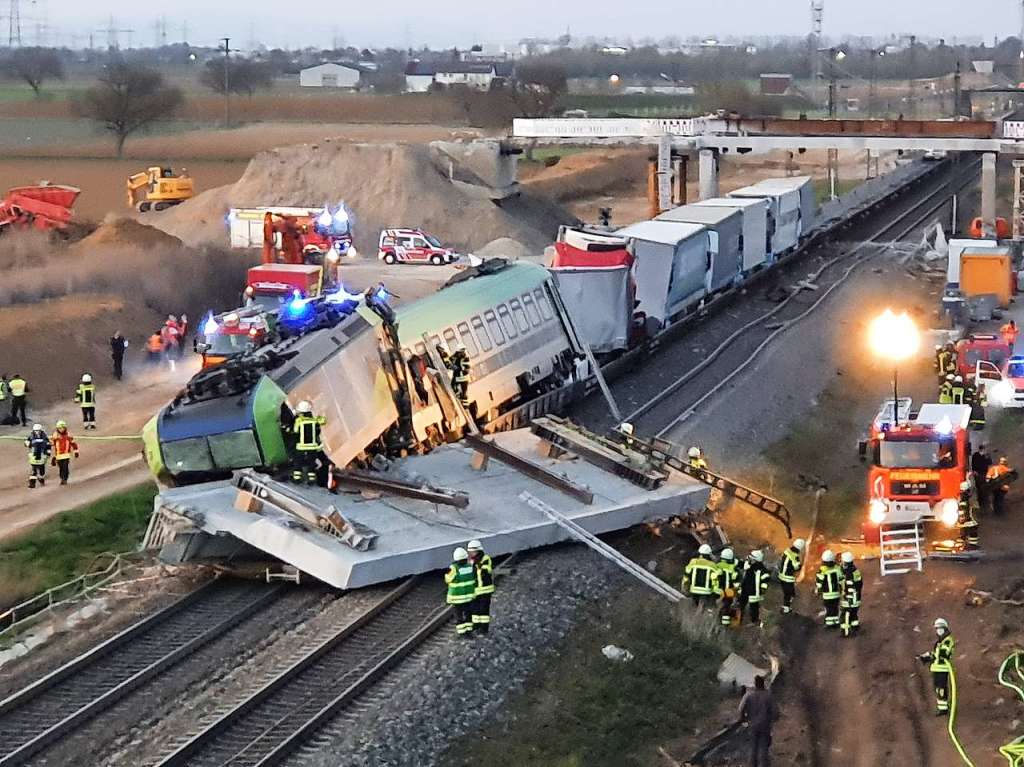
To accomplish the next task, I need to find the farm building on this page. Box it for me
[299,63,362,89]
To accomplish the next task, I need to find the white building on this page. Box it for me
[299,63,361,89]
[404,60,513,92]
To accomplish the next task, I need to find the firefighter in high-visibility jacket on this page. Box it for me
[683,544,717,609]
[291,400,327,485]
[815,550,843,629]
[777,538,805,614]
[450,343,470,407]
[956,481,980,549]
[739,550,769,627]
[714,547,740,627]
[25,424,50,488]
[951,376,967,405]
[839,552,863,638]
[444,546,477,637]
[919,617,956,715]
[468,539,494,633]
[50,420,79,485]
[74,374,97,430]
[939,374,954,405]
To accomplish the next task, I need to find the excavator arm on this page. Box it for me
[126,172,151,207]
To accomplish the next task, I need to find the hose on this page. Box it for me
[947,662,976,767]
[998,651,1024,766]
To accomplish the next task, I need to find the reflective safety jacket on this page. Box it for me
[8,376,26,397]
[50,430,79,460]
[939,382,953,405]
[444,560,477,604]
[715,560,740,596]
[146,334,164,353]
[473,552,494,596]
[778,547,802,583]
[293,414,326,451]
[951,386,966,405]
[75,383,96,407]
[683,555,717,596]
[840,564,863,608]
[815,564,842,600]
[689,457,708,470]
[926,633,955,673]
[0,379,7,401]
[741,560,769,603]
[25,430,50,465]
[450,350,470,384]
[936,349,952,373]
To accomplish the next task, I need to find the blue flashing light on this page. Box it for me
[202,314,218,336]
[317,209,333,228]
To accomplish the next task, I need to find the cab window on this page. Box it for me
[523,294,542,326]
[484,310,504,345]
[457,322,479,357]
[443,328,457,349]
[413,238,428,248]
[498,305,518,338]
[510,298,530,333]
[534,288,553,320]
[472,316,492,352]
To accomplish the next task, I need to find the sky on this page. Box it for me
[27,0,1023,50]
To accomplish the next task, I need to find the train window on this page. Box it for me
[414,342,426,356]
[523,294,542,326]
[509,299,530,333]
[534,289,553,320]
[472,316,492,352]
[430,334,442,349]
[498,305,518,338]
[443,328,458,349]
[485,310,505,345]
[457,321,479,357]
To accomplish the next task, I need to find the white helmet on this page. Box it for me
[453,547,468,561]
[954,375,963,383]
[296,400,313,414]
[687,446,701,459]
[720,547,734,561]
[960,480,971,492]
[33,423,42,431]
[750,550,764,563]
[822,549,836,563]
[455,342,466,353]
[81,373,92,383]
[841,551,854,564]
[467,539,482,551]
[934,617,949,631]
[617,422,635,436]
[698,543,712,556]
[793,538,806,552]
[945,374,954,381]
[935,344,943,351]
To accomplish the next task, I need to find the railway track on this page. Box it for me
[0,580,283,767]
[152,577,447,767]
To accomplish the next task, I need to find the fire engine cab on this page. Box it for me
[864,402,972,540]
[243,264,324,313]
[197,310,272,368]
[377,228,458,265]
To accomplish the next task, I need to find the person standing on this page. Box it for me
[74,374,97,430]
[739,550,770,628]
[986,457,1015,516]
[938,374,954,405]
[8,373,27,427]
[444,546,476,638]
[1001,319,1019,351]
[682,544,718,609]
[290,400,327,485]
[468,539,494,634]
[50,420,79,486]
[450,343,471,407]
[839,552,863,638]
[919,618,956,716]
[737,674,776,767]
[24,424,50,488]
[815,550,842,629]
[972,445,993,512]
[957,480,980,550]
[146,332,165,364]
[715,547,741,627]
[951,376,966,405]
[777,538,805,615]
[110,332,128,380]
[0,374,8,410]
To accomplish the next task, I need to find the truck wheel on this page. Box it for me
[431,255,443,266]
[384,253,396,265]
[138,202,151,213]
[154,202,169,211]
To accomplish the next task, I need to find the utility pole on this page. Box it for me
[907,35,916,119]
[7,0,20,47]
[221,37,232,128]
[953,59,962,119]
[810,0,824,109]
[1019,0,1024,85]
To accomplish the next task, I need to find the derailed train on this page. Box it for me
[143,260,590,484]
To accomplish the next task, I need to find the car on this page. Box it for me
[977,354,1024,408]
[923,149,948,161]
[377,228,458,266]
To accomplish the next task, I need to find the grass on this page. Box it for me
[0,483,157,607]
[442,591,724,767]
[812,177,862,205]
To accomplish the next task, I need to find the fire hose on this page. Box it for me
[998,651,1024,766]
[946,662,975,767]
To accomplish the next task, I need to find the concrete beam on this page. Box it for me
[698,149,719,200]
[981,151,997,230]
[697,136,1004,153]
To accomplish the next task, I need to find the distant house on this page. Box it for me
[759,73,793,96]
[299,63,362,89]
[404,60,513,92]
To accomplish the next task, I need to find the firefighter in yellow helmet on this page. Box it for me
[291,400,326,485]
[919,618,955,715]
[444,547,476,638]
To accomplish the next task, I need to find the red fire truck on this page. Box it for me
[863,403,972,541]
[243,264,324,312]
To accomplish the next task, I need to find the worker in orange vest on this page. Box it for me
[50,420,79,485]
[986,457,1017,516]
[1001,320,1019,351]
[146,332,165,364]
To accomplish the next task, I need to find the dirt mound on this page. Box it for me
[474,237,533,260]
[520,149,649,202]
[149,141,574,254]
[70,217,183,252]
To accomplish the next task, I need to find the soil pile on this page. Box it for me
[520,148,649,202]
[70,217,184,252]
[149,140,574,254]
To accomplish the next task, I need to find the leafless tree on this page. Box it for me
[3,47,64,98]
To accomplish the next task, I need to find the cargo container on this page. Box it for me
[728,184,799,256]
[960,247,1014,308]
[655,203,743,290]
[945,237,999,285]
[754,176,817,237]
[692,197,770,272]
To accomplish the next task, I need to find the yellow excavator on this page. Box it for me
[126,166,194,212]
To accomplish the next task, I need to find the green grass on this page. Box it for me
[813,177,862,205]
[442,592,724,767]
[0,483,157,605]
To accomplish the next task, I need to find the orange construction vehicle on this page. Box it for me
[0,183,80,235]
[126,167,194,212]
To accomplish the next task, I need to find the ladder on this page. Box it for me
[879,522,923,575]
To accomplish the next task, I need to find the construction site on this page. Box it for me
[3,17,1024,767]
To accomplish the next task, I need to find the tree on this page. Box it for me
[508,62,567,117]
[199,59,273,97]
[3,47,64,98]
[75,62,183,157]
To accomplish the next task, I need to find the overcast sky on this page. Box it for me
[36,0,1022,49]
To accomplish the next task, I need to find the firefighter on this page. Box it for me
[8,373,27,426]
[74,374,97,430]
[682,544,718,609]
[944,342,958,375]
[715,547,741,627]
[957,481,980,550]
[739,550,769,627]
[971,444,993,512]
[444,546,476,638]
[1001,319,1019,350]
[951,375,966,405]
[839,552,863,638]
[968,383,986,430]
[435,343,452,371]
[919,617,956,716]
[290,400,327,485]
[687,446,708,470]
[0,374,7,406]
[146,332,165,363]
[939,374,954,405]
[25,423,49,488]
[815,550,842,629]
[50,420,79,485]
[450,343,471,407]
[986,457,1016,516]
[110,332,128,380]
[468,539,494,634]
[934,344,948,381]
[777,538,805,614]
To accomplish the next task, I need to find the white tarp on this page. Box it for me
[551,266,631,352]
[617,220,709,323]
[694,197,770,271]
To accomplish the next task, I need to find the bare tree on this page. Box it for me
[75,62,183,157]
[508,62,567,117]
[3,47,64,98]
[199,59,273,97]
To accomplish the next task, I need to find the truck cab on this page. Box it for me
[956,333,1011,378]
[864,404,972,537]
[378,228,458,265]
[243,264,324,313]
[197,310,272,368]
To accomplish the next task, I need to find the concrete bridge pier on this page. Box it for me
[698,149,719,200]
[981,151,997,232]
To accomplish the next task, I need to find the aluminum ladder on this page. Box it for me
[879,521,923,575]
